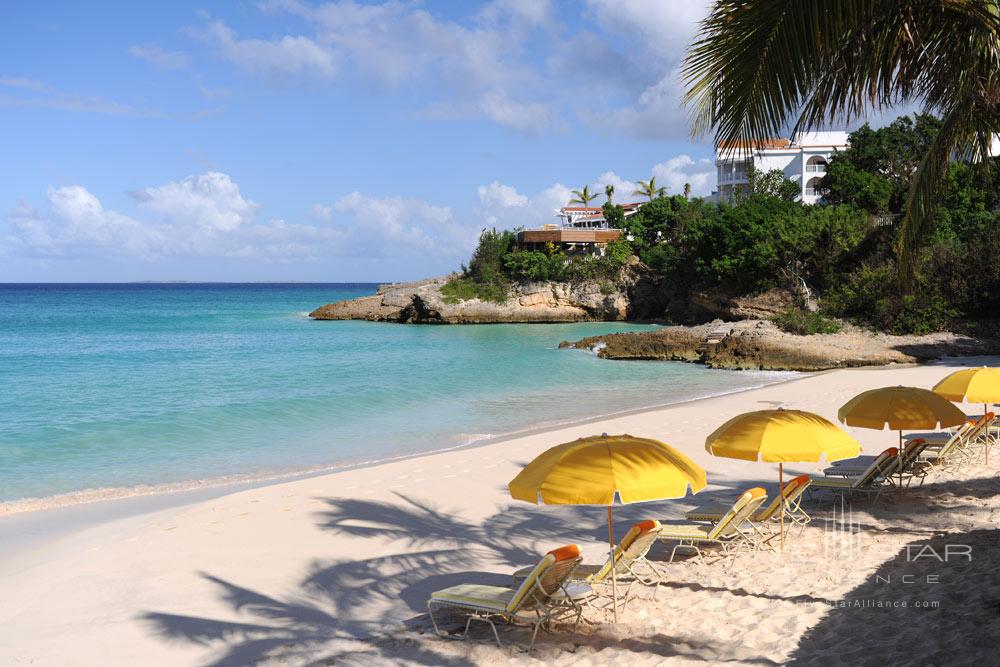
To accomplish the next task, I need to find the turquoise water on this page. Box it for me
[0,284,795,504]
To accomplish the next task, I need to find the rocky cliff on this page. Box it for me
[309,265,662,323]
[560,319,1000,371]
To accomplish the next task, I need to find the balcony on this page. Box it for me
[517,227,623,245]
[805,164,826,173]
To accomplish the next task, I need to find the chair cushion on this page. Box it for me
[431,584,515,611]
[658,523,714,539]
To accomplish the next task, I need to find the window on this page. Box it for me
[806,156,828,172]
[804,177,824,197]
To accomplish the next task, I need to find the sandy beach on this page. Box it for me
[2,358,999,665]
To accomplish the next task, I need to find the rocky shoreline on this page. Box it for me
[560,319,1000,371]
[308,275,636,324]
[309,276,1000,371]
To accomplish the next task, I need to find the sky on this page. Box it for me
[1,0,725,282]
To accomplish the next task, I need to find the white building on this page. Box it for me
[715,130,849,204]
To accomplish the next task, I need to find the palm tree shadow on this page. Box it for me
[786,528,1000,664]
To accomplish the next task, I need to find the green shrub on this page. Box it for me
[772,308,842,335]
[440,277,509,304]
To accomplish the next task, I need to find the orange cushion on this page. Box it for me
[633,519,658,535]
[746,486,767,500]
[884,447,899,456]
[546,544,581,562]
[782,474,809,492]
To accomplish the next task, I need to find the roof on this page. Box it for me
[717,138,791,150]
[561,202,643,212]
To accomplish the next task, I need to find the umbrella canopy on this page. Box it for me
[933,367,1000,404]
[933,367,1000,464]
[509,433,707,505]
[705,409,860,550]
[706,409,861,463]
[838,386,966,430]
[509,433,706,622]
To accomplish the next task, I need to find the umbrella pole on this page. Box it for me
[898,431,904,489]
[779,463,785,553]
[985,403,990,466]
[607,505,618,623]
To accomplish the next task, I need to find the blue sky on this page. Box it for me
[1,0,720,282]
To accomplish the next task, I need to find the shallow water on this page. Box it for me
[0,283,797,503]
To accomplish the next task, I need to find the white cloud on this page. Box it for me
[334,191,477,257]
[307,203,334,223]
[478,181,528,208]
[4,174,347,263]
[8,186,165,257]
[0,77,163,117]
[128,44,192,70]
[198,20,338,82]
[651,155,715,196]
[133,172,259,232]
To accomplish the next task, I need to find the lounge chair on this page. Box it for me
[808,447,899,501]
[428,544,584,650]
[826,439,932,487]
[911,413,994,469]
[685,475,812,547]
[657,487,768,563]
[512,520,665,613]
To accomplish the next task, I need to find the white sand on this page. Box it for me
[2,358,999,665]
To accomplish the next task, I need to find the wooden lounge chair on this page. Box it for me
[826,439,932,487]
[513,519,665,613]
[657,487,768,563]
[808,447,899,501]
[428,544,584,650]
[685,475,812,546]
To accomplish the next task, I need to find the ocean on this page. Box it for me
[0,283,797,506]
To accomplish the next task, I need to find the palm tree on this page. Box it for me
[569,185,598,206]
[683,0,1000,288]
[605,183,615,204]
[632,177,666,201]
[683,182,692,200]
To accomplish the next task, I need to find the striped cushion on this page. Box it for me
[431,584,515,611]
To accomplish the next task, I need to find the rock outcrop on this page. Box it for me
[560,319,1000,371]
[309,275,633,324]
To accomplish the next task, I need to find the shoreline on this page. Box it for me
[0,367,801,518]
[2,356,998,664]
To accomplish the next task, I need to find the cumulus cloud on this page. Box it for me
[4,174,345,262]
[334,192,478,257]
[651,155,715,196]
[132,172,259,232]
[477,181,529,208]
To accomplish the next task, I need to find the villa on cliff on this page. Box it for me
[714,130,849,203]
[516,202,640,251]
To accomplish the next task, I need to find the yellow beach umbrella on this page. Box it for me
[838,386,966,486]
[705,409,860,549]
[509,433,706,621]
[933,367,1000,463]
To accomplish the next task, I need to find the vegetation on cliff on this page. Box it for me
[446,114,1000,334]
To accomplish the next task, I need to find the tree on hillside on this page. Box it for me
[683,0,1000,288]
[633,177,666,201]
[569,185,598,206]
[605,184,615,204]
[822,115,943,214]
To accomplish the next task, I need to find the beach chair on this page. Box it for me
[808,447,899,501]
[511,520,664,614]
[916,417,990,471]
[428,544,584,650]
[826,439,932,487]
[657,487,768,563]
[685,476,812,546]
